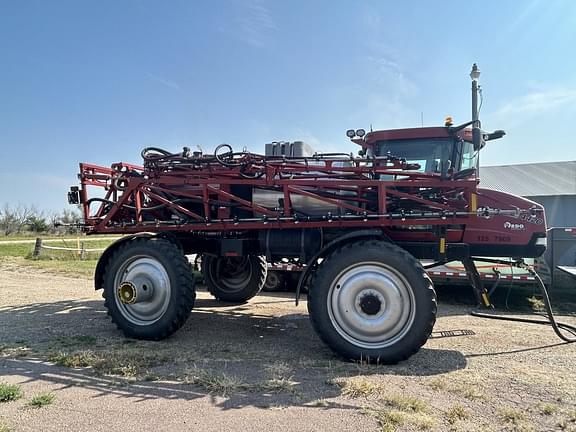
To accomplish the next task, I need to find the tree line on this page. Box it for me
[0,204,82,236]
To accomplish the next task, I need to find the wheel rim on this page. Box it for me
[265,272,279,290]
[210,257,253,293]
[327,261,415,349]
[113,256,171,325]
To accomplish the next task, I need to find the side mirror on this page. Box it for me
[485,130,506,141]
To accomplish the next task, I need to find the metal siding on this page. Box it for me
[529,196,576,228]
[480,161,576,196]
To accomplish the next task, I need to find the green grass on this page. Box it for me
[28,392,55,408]
[0,237,115,276]
[0,243,33,257]
[0,382,22,402]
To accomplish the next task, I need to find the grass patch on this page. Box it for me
[363,392,433,432]
[0,422,14,432]
[366,408,407,432]
[0,243,34,258]
[446,403,470,424]
[382,393,428,413]
[264,361,292,378]
[49,350,98,368]
[258,377,296,393]
[451,383,485,401]
[0,382,22,402]
[427,377,447,391]
[538,402,557,416]
[0,237,116,276]
[365,407,435,432]
[185,368,247,396]
[28,392,55,408]
[49,350,164,377]
[499,406,525,425]
[527,296,545,312]
[51,335,98,348]
[332,377,384,398]
[0,343,30,358]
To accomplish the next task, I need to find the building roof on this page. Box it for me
[480,161,576,197]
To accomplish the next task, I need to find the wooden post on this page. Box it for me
[33,238,42,257]
[80,241,85,260]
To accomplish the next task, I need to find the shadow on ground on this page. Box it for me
[0,292,468,410]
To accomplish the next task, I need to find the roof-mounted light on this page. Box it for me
[355,129,366,137]
[346,129,356,138]
[445,116,453,127]
[470,63,480,81]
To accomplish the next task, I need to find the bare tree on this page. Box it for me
[0,204,18,236]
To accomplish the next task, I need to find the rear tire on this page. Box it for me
[102,237,196,340]
[203,255,267,302]
[307,240,436,363]
[263,271,285,292]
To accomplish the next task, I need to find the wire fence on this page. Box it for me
[32,238,106,260]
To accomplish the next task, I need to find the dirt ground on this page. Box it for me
[1,263,575,432]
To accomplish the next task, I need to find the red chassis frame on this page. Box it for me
[77,152,483,235]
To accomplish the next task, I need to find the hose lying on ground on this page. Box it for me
[471,268,576,343]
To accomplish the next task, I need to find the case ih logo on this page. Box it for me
[504,221,525,231]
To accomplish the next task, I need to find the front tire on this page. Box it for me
[203,255,267,302]
[307,240,436,363]
[102,237,196,340]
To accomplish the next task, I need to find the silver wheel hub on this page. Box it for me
[114,256,171,325]
[328,262,415,349]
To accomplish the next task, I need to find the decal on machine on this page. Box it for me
[504,221,525,231]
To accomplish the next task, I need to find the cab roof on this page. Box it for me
[354,126,472,147]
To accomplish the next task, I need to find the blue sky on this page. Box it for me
[1,0,575,212]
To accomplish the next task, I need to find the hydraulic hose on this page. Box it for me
[471,269,576,343]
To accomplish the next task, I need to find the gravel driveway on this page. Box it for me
[1,263,575,431]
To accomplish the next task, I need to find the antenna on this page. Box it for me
[421,112,424,127]
[370,124,373,132]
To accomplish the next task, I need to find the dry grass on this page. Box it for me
[446,403,470,424]
[427,377,447,391]
[527,295,545,312]
[365,407,436,432]
[499,406,526,425]
[184,368,247,396]
[450,383,485,401]
[0,422,14,432]
[258,377,296,393]
[264,361,292,378]
[538,402,557,416]
[48,350,164,377]
[382,393,428,413]
[0,343,30,358]
[331,377,384,398]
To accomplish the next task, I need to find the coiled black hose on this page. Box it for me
[471,268,576,342]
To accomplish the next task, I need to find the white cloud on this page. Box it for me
[494,87,576,117]
[235,0,277,47]
[146,73,181,91]
[366,56,419,99]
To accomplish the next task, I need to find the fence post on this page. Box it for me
[80,241,85,260]
[33,238,42,257]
